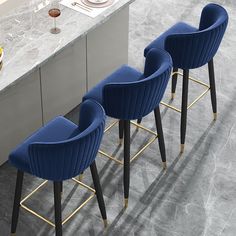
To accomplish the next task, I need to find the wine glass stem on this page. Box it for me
[54,18,56,29]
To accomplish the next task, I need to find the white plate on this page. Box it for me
[87,0,108,4]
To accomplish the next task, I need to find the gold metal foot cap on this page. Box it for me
[124,198,128,208]
[180,144,185,153]
[162,161,167,170]
[11,233,16,236]
[213,113,217,121]
[171,93,175,100]
[103,219,108,228]
[119,138,123,145]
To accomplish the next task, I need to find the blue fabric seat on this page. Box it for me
[9,100,107,235]
[84,49,172,120]
[144,22,197,57]
[85,65,143,105]
[143,3,228,152]
[83,48,172,207]
[9,116,78,174]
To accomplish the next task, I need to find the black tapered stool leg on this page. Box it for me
[180,69,189,153]
[171,68,178,99]
[137,118,142,124]
[123,120,130,208]
[119,120,124,144]
[11,170,24,234]
[90,161,107,227]
[154,106,167,169]
[54,182,62,236]
[208,59,217,120]
[60,182,63,194]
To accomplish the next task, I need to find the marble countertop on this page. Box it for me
[0,0,134,94]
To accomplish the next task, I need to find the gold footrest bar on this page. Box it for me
[160,101,181,113]
[20,179,96,227]
[98,121,158,165]
[161,72,210,113]
[104,120,119,132]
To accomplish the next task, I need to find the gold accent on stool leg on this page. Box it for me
[119,138,123,145]
[213,113,217,121]
[124,198,128,208]
[103,219,108,228]
[162,162,167,170]
[171,93,175,100]
[11,233,16,235]
[180,144,185,153]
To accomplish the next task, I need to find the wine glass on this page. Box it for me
[48,2,61,34]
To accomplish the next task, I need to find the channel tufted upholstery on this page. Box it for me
[144,3,228,69]
[83,48,172,120]
[144,3,228,152]
[83,48,172,205]
[9,99,106,181]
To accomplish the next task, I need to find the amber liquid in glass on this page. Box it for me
[48,8,61,34]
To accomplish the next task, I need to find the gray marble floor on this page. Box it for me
[1,0,236,235]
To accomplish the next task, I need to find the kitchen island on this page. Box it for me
[0,0,135,165]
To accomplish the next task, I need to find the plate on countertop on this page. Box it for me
[81,0,114,8]
[87,0,108,3]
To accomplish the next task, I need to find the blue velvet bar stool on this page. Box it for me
[144,3,228,153]
[83,49,172,207]
[9,100,107,236]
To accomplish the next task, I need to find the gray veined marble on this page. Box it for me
[0,0,134,94]
[0,0,236,235]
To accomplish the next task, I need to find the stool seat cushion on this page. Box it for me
[144,22,197,57]
[9,116,78,173]
[83,65,143,105]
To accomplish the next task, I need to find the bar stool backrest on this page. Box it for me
[165,3,228,69]
[103,49,172,120]
[28,100,106,181]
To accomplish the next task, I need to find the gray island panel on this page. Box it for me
[0,0,135,165]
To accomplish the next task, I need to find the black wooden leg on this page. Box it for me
[123,120,130,208]
[11,170,24,234]
[54,182,62,236]
[119,120,124,143]
[137,118,142,124]
[60,182,63,194]
[208,59,217,120]
[154,106,167,169]
[180,69,189,153]
[90,161,107,227]
[171,68,178,99]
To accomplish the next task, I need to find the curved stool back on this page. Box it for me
[9,100,107,235]
[29,100,105,181]
[165,3,228,69]
[143,3,228,152]
[103,49,172,120]
[84,49,172,207]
